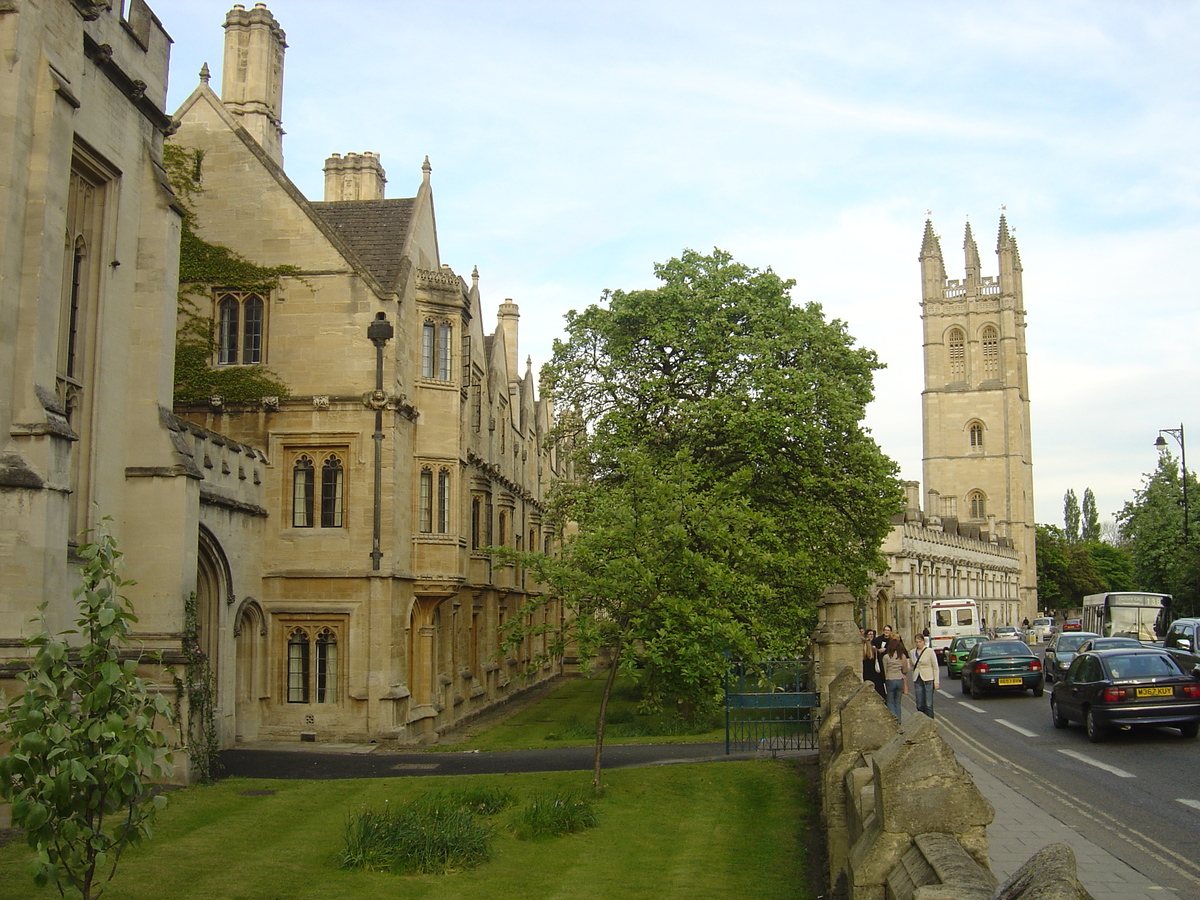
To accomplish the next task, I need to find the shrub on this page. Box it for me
[512,791,598,840]
[340,801,492,875]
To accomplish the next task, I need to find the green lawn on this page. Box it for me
[0,762,817,899]
[447,671,727,751]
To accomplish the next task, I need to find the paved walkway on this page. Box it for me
[220,709,1191,900]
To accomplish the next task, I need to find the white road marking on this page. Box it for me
[936,688,954,698]
[1057,749,1136,778]
[1177,799,1200,812]
[958,702,986,713]
[996,719,1038,738]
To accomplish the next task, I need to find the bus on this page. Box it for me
[928,598,981,662]
[1080,592,1172,642]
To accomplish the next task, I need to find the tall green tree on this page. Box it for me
[1117,452,1200,618]
[1063,489,1081,543]
[1036,524,1104,609]
[1081,487,1101,543]
[511,248,903,787]
[0,523,175,900]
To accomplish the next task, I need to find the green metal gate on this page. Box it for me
[725,657,820,753]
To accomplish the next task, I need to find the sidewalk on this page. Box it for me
[897,693,1186,900]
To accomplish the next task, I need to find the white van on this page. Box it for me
[928,599,981,662]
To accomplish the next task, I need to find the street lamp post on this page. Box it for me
[367,312,394,571]
[1155,423,1189,540]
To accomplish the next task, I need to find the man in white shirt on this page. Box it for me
[910,633,940,718]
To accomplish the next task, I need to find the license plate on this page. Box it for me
[1136,686,1174,698]
[998,677,1022,686]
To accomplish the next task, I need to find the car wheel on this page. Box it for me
[1179,722,1199,739]
[970,678,983,700]
[960,675,969,695]
[1033,682,1044,699]
[1051,696,1067,729]
[1085,708,1104,743]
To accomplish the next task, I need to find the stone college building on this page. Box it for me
[2,0,565,774]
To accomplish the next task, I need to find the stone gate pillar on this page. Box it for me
[812,584,862,716]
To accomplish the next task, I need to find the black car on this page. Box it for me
[960,640,1044,699]
[1043,631,1100,683]
[1076,637,1142,653]
[1050,647,1200,742]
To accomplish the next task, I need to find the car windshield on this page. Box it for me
[978,643,1032,659]
[1090,638,1141,650]
[1057,635,1093,652]
[955,636,985,648]
[1104,653,1182,680]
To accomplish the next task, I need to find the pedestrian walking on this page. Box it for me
[881,636,910,720]
[862,629,885,698]
[910,633,939,718]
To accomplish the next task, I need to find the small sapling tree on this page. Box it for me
[0,522,175,900]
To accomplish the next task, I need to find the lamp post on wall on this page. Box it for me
[367,312,393,571]
[1155,424,1189,540]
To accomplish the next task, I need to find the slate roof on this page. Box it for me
[309,198,415,288]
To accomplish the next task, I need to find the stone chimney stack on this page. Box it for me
[497,300,520,379]
[323,153,387,201]
[221,3,287,165]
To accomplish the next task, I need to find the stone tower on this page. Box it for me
[221,3,287,164]
[919,216,1037,617]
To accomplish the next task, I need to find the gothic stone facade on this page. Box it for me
[168,3,565,746]
[0,0,199,746]
[870,217,1037,638]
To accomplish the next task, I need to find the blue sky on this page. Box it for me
[155,0,1200,528]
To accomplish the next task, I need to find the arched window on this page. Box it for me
[968,490,987,520]
[437,469,450,532]
[320,455,344,528]
[287,628,310,703]
[498,511,508,547]
[947,328,966,380]
[316,628,338,703]
[419,468,433,533]
[969,421,984,452]
[216,291,266,365]
[471,496,482,549]
[981,325,999,380]
[293,456,315,527]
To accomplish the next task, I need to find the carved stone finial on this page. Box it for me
[199,62,211,83]
[422,155,432,183]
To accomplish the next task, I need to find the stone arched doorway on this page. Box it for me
[233,598,266,743]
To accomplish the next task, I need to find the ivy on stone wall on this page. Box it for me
[163,144,295,406]
[178,591,220,784]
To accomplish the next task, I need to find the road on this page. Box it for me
[933,643,1200,898]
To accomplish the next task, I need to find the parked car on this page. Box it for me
[1029,617,1055,642]
[1062,618,1083,632]
[990,625,1024,641]
[1076,637,1142,653]
[1050,647,1200,742]
[1043,631,1100,683]
[1162,618,1200,676]
[960,640,1044,699]
[945,634,989,679]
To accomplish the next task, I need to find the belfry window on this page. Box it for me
[969,422,984,452]
[968,490,987,520]
[216,290,266,365]
[981,325,999,380]
[947,328,965,380]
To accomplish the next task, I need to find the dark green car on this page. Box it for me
[945,634,989,679]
